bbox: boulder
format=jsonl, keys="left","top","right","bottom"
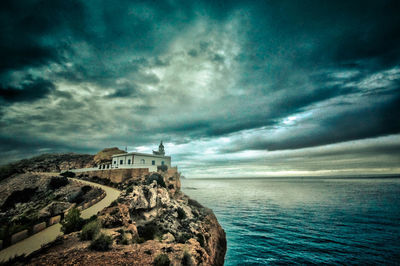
{"left": 162, "top": 233, "right": 175, "bottom": 243}
{"left": 39, "top": 201, "right": 71, "bottom": 218}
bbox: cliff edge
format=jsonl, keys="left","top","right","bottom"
{"left": 3, "top": 154, "right": 226, "bottom": 265}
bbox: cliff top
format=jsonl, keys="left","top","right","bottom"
{"left": 93, "top": 147, "right": 126, "bottom": 165}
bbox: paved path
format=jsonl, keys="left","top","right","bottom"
{"left": 0, "top": 178, "right": 121, "bottom": 262}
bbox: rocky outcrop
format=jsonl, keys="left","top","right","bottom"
{"left": 93, "top": 147, "right": 126, "bottom": 165}
{"left": 22, "top": 169, "right": 226, "bottom": 265}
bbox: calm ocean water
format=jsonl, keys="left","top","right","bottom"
{"left": 181, "top": 177, "right": 400, "bottom": 265}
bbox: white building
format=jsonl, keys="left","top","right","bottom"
{"left": 98, "top": 141, "right": 171, "bottom": 172}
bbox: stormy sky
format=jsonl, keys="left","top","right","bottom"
{"left": 1, "top": 0, "right": 400, "bottom": 177}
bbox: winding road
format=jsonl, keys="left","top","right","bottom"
{"left": 0, "top": 177, "right": 121, "bottom": 262}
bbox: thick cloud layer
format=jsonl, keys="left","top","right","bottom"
{"left": 1, "top": 0, "right": 399, "bottom": 177}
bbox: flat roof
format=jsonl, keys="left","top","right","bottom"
{"left": 112, "top": 152, "right": 171, "bottom": 158}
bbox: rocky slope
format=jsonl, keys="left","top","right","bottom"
{"left": 0, "top": 148, "right": 125, "bottom": 182}
{"left": 0, "top": 172, "right": 103, "bottom": 249}
{"left": 0, "top": 153, "right": 94, "bottom": 182}
{"left": 93, "top": 147, "right": 126, "bottom": 165}
{"left": 20, "top": 171, "right": 226, "bottom": 265}
{"left": 1, "top": 152, "right": 227, "bottom": 265}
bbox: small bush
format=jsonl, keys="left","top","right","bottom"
{"left": 90, "top": 233, "right": 112, "bottom": 251}
{"left": 177, "top": 207, "right": 186, "bottom": 220}
{"left": 176, "top": 232, "right": 191, "bottom": 244}
{"left": 153, "top": 253, "right": 170, "bottom": 266}
{"left": 157, "top": 165, "right": 168, "bottom": 172}
{"left": 121, "top": 234, "right": 129, "bottom": 245}
{"left": 146, "top": 174, "right": 166, "bottom": 188}
{"left": 181, "top": 251, "right": 193, "bottom": 266}
{"left": 61, "top": 208, "right": 85, "bottom": 234}
{"left": 126, "top": 186, "right": 133, "bottom": 193}
{"left": 48, "top": 176, "right": 69, "bottom": 190}
{"left": 60, "top": 171, "right": 76, "bottom": 178}
{"left": 109, "top": 200, "right": 118, "bottom": 207}
{"left": 81, "top": 185, "right": 92, "bottom": 193}
{"left": 137, "top": 222, "right": 160, "bottom": 241}
{"left": 80, "top": 220, "right": 101, "bottom": 241}
{"left": 68, "top": 190, "right": 84, "bottom": 204}
{"left": 1, "top": 187, "right": 38, "bottom": 211}
{"left": 88, "top": 215, "right": 98, "bottom": 222}
{"left": 133, "top": 236, "right": 145, "bottom": 244}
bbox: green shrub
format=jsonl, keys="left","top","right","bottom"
{"left": 121, "top": 234, "right": 129, "bottom": 245}
{"left": 1, "top": 187, "right": 38, "bottom": 211}
{"left": 153, "top": 253, "right": 170, "bottom": 266}
{"left": 68, "top": 190, "right": 84, "bottom": 204}
{"left": 60, "top": 171, "right": 76, "bottom": 178}
{"left": 146, "top": 174, "right": 166, "bottom": 188}
{"left": 137, "top": 222, "right": 160, "bottom": 241}
{"left": 81, "top": 185, "right": 92, "bottom": 193}
{"left": 48, "top": 176, "right": 69, "bottom": 190}
{"left": 89, "top": 233, "right": 112, "bottom": 251}
{"left": 177, "top": 207, "right": 186, "bottom": 220}
{"left": 88, "top": 215, "right": 98, "bottom": 222}
{"left": 80, "top": 220, "right": 101, "bottom": 241}
{"left": 157, "top": 165, "right": 168, "bottom": 172}
{"left": 126, "top": 186, "right": 133, "bottom": 193}
{"left": 181, "top": 251, "right": 193, "bottom": 266}
{"left": 61, "top": 208, "right": 84, "bottom": 234}
{"left": 133, "top": 236, "right": 145, "bottom": 244}
{"left": 176, "top": 232, "right": 191, "bottom": 244}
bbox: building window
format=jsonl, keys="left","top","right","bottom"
{"left": 161, "top": 161, "right": 165, "bottom": 165}
{"left": 98, "top": 165, "right": 101, "bottom": 169}
{"left": 103, "top": 165, "right": 106, "bottom": 169}
{"left": 114, "top": 161, "right": 116, "bottom": 164}
{"left": 140, "top": 159, "right": 145, "bottom": 164}
{"left": 107, "top": 165, "right": 109, "bottom": 169}
{"left": 120, "top": 160, "right": 123, "bottom": 165}
{"left": 152, "top": 160, "right": 155, "bottom": 165}
{"left": 128, "top": 159, "right": 131, "bottom": 164}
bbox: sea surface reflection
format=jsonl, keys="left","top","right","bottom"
{"left": 182, "top": 177, "right": 400, "bottom": 265}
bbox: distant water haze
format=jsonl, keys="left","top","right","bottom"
{"left": 182, "top": 177, "right": 400, "bottom": 265}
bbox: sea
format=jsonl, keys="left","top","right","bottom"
{"left": 181, "top": 177, "right": 400, "bottom": 265}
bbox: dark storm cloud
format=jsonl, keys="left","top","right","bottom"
{"left": 0, "top": 0, "right": 399, "bottom": 176}
{"left": 0, "top": 0, "right": 85, "bottom": 73}
{"left": 0, "top": 77, "right": 55, "bottom": 103}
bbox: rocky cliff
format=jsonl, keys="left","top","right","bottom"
{"left": 4, "top": 153, "right": 227, "bottom": 265}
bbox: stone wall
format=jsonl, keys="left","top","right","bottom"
{"left": 80, "top": 168, "right": 149, "bottom": 183}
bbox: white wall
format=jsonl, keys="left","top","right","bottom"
{"left": 132, "top": 154, "right": 171, "bottom": 167}
{"left": 111, "top": 153, "right": 171, "bottom": 169}
{"left": 112, "top": 155, "right": 134, "bottom": 168}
